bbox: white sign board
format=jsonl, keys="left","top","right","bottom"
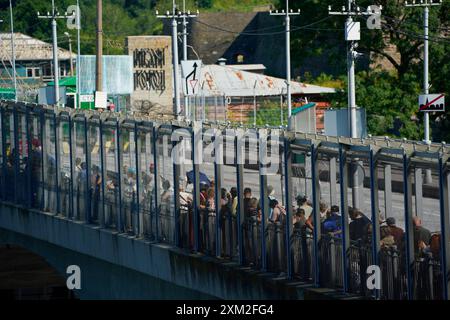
{"left": 181, "top": 60, "right": 202, "bottom": 96}
{"left": 345, "top": 21, "right": 360, "bottom": 41}
{"left": 95, "top": 91, "right": 108, "bottom": 109}
{"left": 419, "top": 94, "right": 445, "bottom": 112}
{"left": 80, "top": 94, "right": 95, "bottom": 103}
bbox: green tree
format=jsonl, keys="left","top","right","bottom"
{"left": 277, "top": 0, "right": 449, "bottom": 140}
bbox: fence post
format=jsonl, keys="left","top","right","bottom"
{"left": 403, "top": 152, "right": 414, "bottom": 300}
{"left": 12, "top": 106, "right": 19, "bottom": 204}
{"left": 99, "top": 118, "right": 106, "bottom": 228}
{"left": 258, "top": 129, "right": 268, "bottom": 272}
{"left": 311, "top": 143, "right": 321, "bottom": 287}
{"left": 439, "top": 155, "right": 450, "bottom": 300}
{"left": 134, "top": 121, "right": 142, "bottom": 237}
{"left": 115, "top": 119, "right": 123, "bottom": 233}
{"left": 284, "top": 136, "right": 293, "bottom": 279}
{"left": 83, "top": 116, "right": 91, "bottom": 223}
{"left": 172, "top": 126, "right": 181, "bottom": 247}
{"left": 214, "top": 129, "right": 223, "bottom": 257}
{"left": 191, "top": 123, "right": 201, "bottom": 252}
{"left": 369, "top": 147, "right": 381, "bottom": 299}
{"left": 339, "top": 144, "right": 350, "bottom": 293}
{"left": 39, "top": 109, "right": 46, "bottom": 211}
{"left": 0, "top": 107, "right": 6, "bottom": 201}
{"left": 25, "top": 107, "right": 33, "bottom": 208}
{"left": 68, "top": 114, "right": 76, "bottom": 220}
{"left": 54, "top": 112, "right": 61, "bottom": 215}
{"left": 152, "top": 125, "right": 159, "bottom": 241}
{"left": 235, "top": 129, "right": 245, "bottom": 265}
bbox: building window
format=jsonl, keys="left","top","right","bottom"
{"left": 236, "top": 54, "right": 244, "bottom": 64}
{"left": 26, "top": 67, "right": 42, "bottom": 78}
{"left": 43, "top": 64, "right": 52, "bottom": 77}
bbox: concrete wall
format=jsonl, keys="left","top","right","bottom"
{"left": 0, "top": 203, "right": 308, "bottom": 300}
{"left": 126, "top": 36, "right": 174, "bottom": 121}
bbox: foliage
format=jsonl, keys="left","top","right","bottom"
{"left": 0, "top": 0, "right": 448, "bottom": 140}
{"left": 278, "top": 0, "right": 450, "bottom": 140}
{"left": 0, "top": 0, "right": 274, "bottom": 55}
{"left": 197, "top": 0, "right": 213, "bottom": 9}
{"left": 329, "top": 70, "right": 423, "bottom": 139}
{"left": 255, "top": 100, "right": 286, "bottom": 127}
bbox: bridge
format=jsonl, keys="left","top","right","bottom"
{"left": 0, "top": 100, "right": 449, "bottom": 300}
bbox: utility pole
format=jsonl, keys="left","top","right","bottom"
{"left": 9, "top": 0, "right": 17, "bottom": 102}
{"left": 64, "top": 32, "right": 74, "bottom": 75}
{"left": 270, "top": 1, "right": 300, "bottom": 128}
{"left": 157, "top": 1, "right": 198, "bottom": 119}
{"left": 181, "top": 0, "right": 199, "bottom": 120}
{"left": 328, "top": 1, "right": 382, "bottom": 209}
{"left": 405, "top": 0, "right": 442, "bottom": 144}
{"left": 328, "top": 1, "right": 380, "bottom": 138}
{"left": 38, "top": 1, "right": 72, "bottom": 106}
{"left": 405, "top": 0, "right": 441, "bottom": 184}
{"left": 96, "top": 0, "right": 103, "bottom": 92}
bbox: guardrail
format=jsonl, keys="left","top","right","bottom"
{"left": 0, "top": 100, "right": 449, "bottom": 300}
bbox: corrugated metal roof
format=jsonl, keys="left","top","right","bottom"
{"left": 181, "top": 64, "right": 336, "bottom": 97}
{"left": 0, "top": 33, "right": 76, "bottom": 61}
{"left": 226, "top": 64, "right": 267, "bottom": 71}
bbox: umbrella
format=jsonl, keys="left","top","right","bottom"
{"left": 186, "top": 170, "right": 211, "bottom": 187}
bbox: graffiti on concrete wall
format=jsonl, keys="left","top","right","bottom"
{"left": 132, "top": 99, "right": 158, "bottom": 114}
{"left": 134, "top": 70, "right": 166, "bottom": 93}
{"left": 133, "top": 47, "right": 167, "bottom": 93}
{"left": 133, "top": 48, "right": 166, "bottom": 69}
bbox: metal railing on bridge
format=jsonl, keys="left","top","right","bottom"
{"left": 0, "top": 100, "right": 449, "bottom": 300}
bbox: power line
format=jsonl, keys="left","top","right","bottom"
{"left": 193, "top": 15, "right": 334, "bottom": 36}
{"left": 380, "top": 20, "right": 450, "bottom": 44}
{"left": 382, "top": 15, "right": 450, "bottom": 42}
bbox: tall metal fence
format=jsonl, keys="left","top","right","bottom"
{"left": 0, "top": 100, "right": 449, "bottom": 300}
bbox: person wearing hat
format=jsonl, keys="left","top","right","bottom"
{"left": 386, "top": 217, "right": 404, "bottom": 247}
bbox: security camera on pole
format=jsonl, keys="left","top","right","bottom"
{"left": 328, "top": 1, "right": 382, "bottom": 210}
{"left": 156, "top": 1, "right": 199, "bottom": 120}
{"left": 270, "top": 1, "right": 300, "bottom": 130}
{"left": 38, "top": 0, "right": 75, "bottom": 107}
